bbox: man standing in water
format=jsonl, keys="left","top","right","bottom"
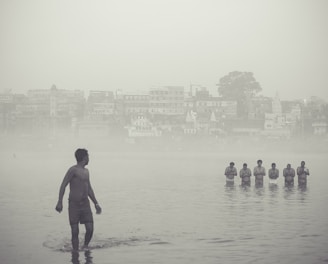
{"left": 55, "top": 148, "right": 102, "bottom": 251}
{"left": 297, "top": 161, "right": 309, "bottom": 187}
{"left": 283, "top": 164, "right": 295, "bottom": 187}
{"left": 239, "top": 163, "right": 252, "bottom": 186}
{"left": 253, "top": 160, "right": 266, "bottom": 187}
{"left": 224, "top": 162, "right": 237, "bottom": 186}
{"left": 268, "top": 163, "right": 279, "bottom": 184}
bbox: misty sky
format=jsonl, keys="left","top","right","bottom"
{"left": 1, "top": 0, "right": 327, "bottom": 100}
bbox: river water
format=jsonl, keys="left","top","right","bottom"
{"left": 0, "top": 149, "right": 327, "bottom": 264}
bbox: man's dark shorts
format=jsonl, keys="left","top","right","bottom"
{"left": 68, "top": 199, "right": 93, "bottom": 225}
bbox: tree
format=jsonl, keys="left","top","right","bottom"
{"left": 217, "top": 71, "right": 262, "bottom": 118}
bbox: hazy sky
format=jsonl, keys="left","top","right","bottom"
{"left": 1, "top": 0, "right": 327, "bottom": 100}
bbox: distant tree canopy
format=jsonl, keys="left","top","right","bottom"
{"left": 217, "top": 71, "right": 262, "bottom": 99}
{"left": 217, "top": 71, "right": 262, "bottom": 118}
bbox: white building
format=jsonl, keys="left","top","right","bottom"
{"left": 149, "top": 86, "right": 184, "bottom": 115}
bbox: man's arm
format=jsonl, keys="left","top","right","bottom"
{"left": 88, "top": 179, "right": 102, "bottom": 214}
{"left": 55, "top": 167, "right": 74, "bottom": 212}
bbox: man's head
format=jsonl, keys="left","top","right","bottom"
{"left": 243, "top": 163, "right": 247, "bottom": 169}
{"left": 271, "top": 163, "right": 276, "bottom": 169}
{"left": 287, "top": 164, "right": 291, "bottom": 169}
{"left": 229, "top": 162, "right": 235, "bottom": 167}
{"left": 75, "top": 148, "right": 89, "bottom": 165}
{"left": 257, "top": 160, "right": 262, "bottom": 166}
{"left": 301, "top": 161, "right": 305, "bottom": 167}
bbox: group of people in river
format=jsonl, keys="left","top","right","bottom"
{"left": 224, "top": 160, "right": 310, "bottom": 188}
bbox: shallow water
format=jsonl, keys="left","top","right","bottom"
{"left": 0, "top": 150, "right": 327, "bottom": 264}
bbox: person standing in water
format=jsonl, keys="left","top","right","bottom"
{"left": 224, "top": 162, "right": 237, "bottom": 186}
{"left": 268, "top": 163, "right": 279, "bottom": 184}
{"left": 297, "top": 161, "right": 310, "bottom": 187}
{"left": 55, "top": 148, "right": 102, "bottom": 251}
{"left": 239, "top": 163, "right": 252, "bottom": 187}
{"left": 283, "top": 164, "right": 295, "bottom": 187}
{"left": 253, "top": 160, "right": 266, "bottom": 187}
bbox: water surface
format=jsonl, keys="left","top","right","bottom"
{"left": 0, "top": 150, "right": 327, "bottom": 264}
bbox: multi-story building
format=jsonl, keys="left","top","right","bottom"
{"left": 194, "top": 97, "right": 237, "bottom": 119}
{"left": 26, "top": 86, "right": 85, "bottom": 118}
{"left": 87, "top": 90, "right": 115, "bottom": 118}
{"left": 0, "top": 92, "right": 15, "bottom": 132}
{"left": 264, "top": 94, "right": 284, "bottom": 130}
{"left": 123, "top": 93, "right": 150, "bottom": 116}
{"left": 248, "top": 96, "right": 272, "bottom": 119}
{"left": 56, "top": 89, "right": 85, "bottom": 118}
{"left": 184, "top": 96, "right": 195, "bottom": 110}
{"left": 182, "top": 87, "right": 237, "bottom": 135}
{"left": 26, "top": 89, "right": 51, "bottom": 117}
{"left": 262, "top": 94, "right": 292, "bottom": 139}
{"left": 14, "top": 86, "right": 85, "bottom": 133}
{"left": 149, "top": 86, "right": 184, "bottom": 115}
{"left": 187, "top": 87, "right": 237, "bottom": 118}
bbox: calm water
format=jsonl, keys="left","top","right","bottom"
{"left": 0, "top": 150, "right": 327, "bottom": 264}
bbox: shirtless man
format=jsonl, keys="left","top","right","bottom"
{"left": 55, "top": 148, "right": 102, "bottom": 251}
{"left": 239, "top": 163, "right": 252, "bottom": 186}
{"left": 224, "top": 162, "right": 237, "bottom": 186}
{"left": 297, "top": 161, "right": 310, "bottom": 187}
{"left": 268, "top": 163, "right": 279, "bottom": 184}
{"left": 253, "top": 160, "right": 266, "bottom": 187}
{"left": 283, "top": 164, "right": 295, "bottom": 187}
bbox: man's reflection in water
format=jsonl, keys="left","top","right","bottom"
{"left": 224, "top": 183, "right": 236, "bottom": 190}
{"left": 224, "top": 183, "right": 236, "bottom": 199}
{"left": 283, "top": 183, "right": 308, "bottom": 197}
{"left": 71, "top": 251, "right": 80, "bottom": 264}
{"left": 240, "top": 183, "right": 251, "bottom": 192}
{"left": 269, "top": 183, "right": 279, "bottom": 198}
{"left": 254, "top": 185, "right": 265, "bottom": 197}
{"left": 71, "top": 250, "right": 93, "bottom": 264}
{"left": 283, "top": 185, "right": 295, "bottom": 199}
{"left": 298, "top": 184, "right": 308, "bottom": 193}
{"left": 298, "top": 184, "right": 309, "bottom": 203}
{"left": 84, "top": 250, "right": 93, "bottom": 264}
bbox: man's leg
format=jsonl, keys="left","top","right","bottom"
{"left": 70, "top": 224, "right": 79, "bottom": 251}
{"left": 84, "top": 222, "right": 94, "bottom": 248}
